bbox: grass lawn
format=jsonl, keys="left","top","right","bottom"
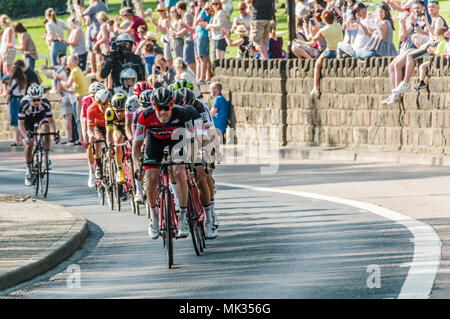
{"left": 7, "top": 0, "right": 450, "bottom": 86}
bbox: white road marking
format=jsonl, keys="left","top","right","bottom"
{"left": 217, "top": 182, "right": 442, "bottom": 299}
{"left": 0, "top": 167, "right": 442, "bottom": 298}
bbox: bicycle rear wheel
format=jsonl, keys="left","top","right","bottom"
{"left": 40, "top": 151, "right": 49, "bottom": 198}
{"left": 163, "top": 189, "right": 174, "bottom": 268}
{"left": 125, "top": 159, "right": 137, "bottom": 215}
{"left": 97, "top": 184, "right": 105, "bottom": 206}
{"left": 187, "top": 193, "right": 201, "bottom": 256}
{"left": 104, "top": 157, "right": 114, "bottom": 211}
{"left": 112, "top": 161, "right": 121, "bottom": 212}
{"left": 32, "top": 151, "right": 40, "bottom": 197}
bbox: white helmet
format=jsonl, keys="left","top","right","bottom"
{"left": 94, "top": 89, "right": 112, "bottom": 104}
{"left": 89, "top": 81, "right": 105, "bottom": 94}
{"left": 120, "top": 68, "right": 138, "bottom": 89}
{"left": 27, "top": 83, "right": 44, "bottom": 99}
{"left": 117, "top": 33, "right": 134, "bottom": 43}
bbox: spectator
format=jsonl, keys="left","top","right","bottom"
{"left": 300, "top": 10, "right": 343, "bottom": 96}
{"left": 422, "top": 0, "right": 447, "bottom": 40}
{"left": 44, "top": 8, "right": 70, "bottom": 67}
{"left": 149, "top": 4, "right": 172, "bottom": 67}
{"left": 268, "top": 22, "right": 285, "bottom": 58}
{"left": 295, "top": 0, "right": 312, "bottom": 18}
{"left": 250, "top": 0, "right": 275, "bottom": 60}
{"left": 135, "top": 24, "right": 148, "bottom": 47}
{"left": 390, "top": 26, "right": 447, "bottom": 94}
{"left": 151, "top": 54, "right": 175, "bottom": 88}
{"left": 341, "top": 0, "right": 358, "bottom": 44}
{"left": 209, "top": 82, "right": 230, "bottom": 136}
{"left": 168, "top": 6, "right": 185, "bottom": 60}
{"left": 82, "top": 0, "right": 108, "bottom": 73}
{"left": 222, "top": 0, "right": 234, "bottom": 18}
{"left": 195, "top": 2, "right": 213, "bottom": 84}
{"left": 222, "top": 25, "right": 251, "bottom": 58}
{"left": 41, "top": 55, "right": 76, "bottom": 145}
{"left": 176, "top": 1, "right": 196, "bottom": 75}
{"left": 14, "top": 60, "right": 39, "bottom": 91}
{"left": 357, "top": 3, "right": 396, "bottom": 61}
{"left": 0, "top": 15, "right": 16, "bottom": 76}
{"left": 115, "top": 7, "right": 148, "bottom": 44}
{"left": 55, "top": 54, "right": 89, "bottom": 145}
{"left": 65, "top": 16, "right": 88, "bottom": 71}
{"left": 291, "top": 16, "right": 320, "bottom": 58}
{"left": 384, "top": 1, "right": 427, "bottom": 105}
{"left": 13, "top": 23, "right": 38, "bottom": 71}
{"left": 207, "top": 0, "right": 230, "bottom": 60}
{"left": 93, "top": 11, "right": 111, "bottom": 64}
{"left": 173, "top": 57, "right": 201, "bottom": 97}
{"left": 231, "top": 2, "right": 251, "bottom": 33}
{"left": 336, "top": 2, "right": 374, "bottom": 59}
{"left": 165, "top": 0, "right": 180, "bottom": 10}
{"left": 6, "top": 65, "right": 27, "bottom": 147}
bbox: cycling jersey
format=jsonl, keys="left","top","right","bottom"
{"left": 135, "top": 105, "right": 200, "bottom": 168}
{"left": 87, "top": 102, "right": 106, "bottom": 135}
{"left": 81, "top": 95, "right": 94, "bottom": 120}
{"left": 125, "top": 95, "right": 140, "bottom": 119}
{"left": 105, "top": 106, "right": 126, "bottom": 136}
{"left": 19, "top": 96, "right": 53, "bottom": 132}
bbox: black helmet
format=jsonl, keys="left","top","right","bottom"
{"left": 151, "top": 87, "right": 174, "bottom": 109}
{"left": 173, "top": 90, "right": 186, "bottom": 106}
{"left": 139, "top": 89, "right": 153, "bottom": 108}
{"left": 111, "top": 92, "right": 127, "bottom": 110}
{"left": 179, "top": 88, "right": 195, "bottom": 106}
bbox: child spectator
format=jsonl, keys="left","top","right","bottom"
{"left": 268, "top": 22, "right": 285, "bottom": 59}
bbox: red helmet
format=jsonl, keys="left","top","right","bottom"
{"left": 133, "top": 81, "right": 152, "bottom": 98}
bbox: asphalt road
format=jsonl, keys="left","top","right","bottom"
{"left": 0, "top": 152, "right": 441, "bottom": 299}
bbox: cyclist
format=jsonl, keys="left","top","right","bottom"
{"left": 174, "top": 88, "right": 217, "bottom": 239}
{"left": 18, "top": 84, "right": 60, "bottom": 186}
{"left": 87, "top": 89, "right": 112, "bottom": 179}
{"left": 105, "top": 93, "right": 127, "bottom": 185}
{"left": 114, "top": 68, "right": 138, "bottom": 96}
{"left": 132, "top": 87, "right": 200, "bottom": 240}
{"left": 82, "top": 81, "right": 105, "bottom": 188}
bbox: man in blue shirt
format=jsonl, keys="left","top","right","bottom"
{"left": 209, "top": 82, "right": 229, "bottom": 135}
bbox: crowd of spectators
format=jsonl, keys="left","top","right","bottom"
{"left": 1, "top": 0, "right": 450, "bottom": 145}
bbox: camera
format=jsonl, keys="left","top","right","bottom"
{"left": 109, "top": 39, "right": 120, "bottom": 57}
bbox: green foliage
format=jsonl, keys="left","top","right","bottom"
{"left": 0, "top": 0, "right": 67, "bottom": 19}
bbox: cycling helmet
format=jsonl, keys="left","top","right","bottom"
{"left": 150, "top": 87, "right": 174, "bottom": 109}
{"left": 88, "top": 81, "right": 105, "bottom": 94}
{"left": 27, "top": 83, "right": 44, "bottom": 99}
{"left": 111, "top": 92, "right": 127, "bottom": 110}
{"left": 120, "top": 68, "right": 138, "bottom": 89}
{"left": 116, "top": 33, "right": 134, "bottom": 54}
{"left": 94, "top": 89, "right": 112, "bottom": 104}
{"left": 133, "top": 81, "right": 152, "bottom": 98}
{"left": 139, "top": 89, "right": 153, "bottom": 108}
{"left": 179, "top": 88, "right": 196, "bottom": 106}
{"left": 173, "top": 90, "right": 186, "bottom": 106}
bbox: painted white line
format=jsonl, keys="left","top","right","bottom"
{"left": 217, "top": 182, "right": 442, "bottom": 299}
{"left": 0, "top": 167, "right": 442, "bottom": 298}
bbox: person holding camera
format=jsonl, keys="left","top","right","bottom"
{"left": 99, "top": 33, "right": 146, "bottom": 89}
{"left": 151, "top": 54, "right": 175, "bottom": 88}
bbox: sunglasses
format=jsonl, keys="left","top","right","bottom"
{"left": 32, "top": 98, "right": 41, "bottom": 102}
{"left": 239, "top": 7, "right": 245, "bottom": 10}
{"left": 99, "top": 102, "right": 109, "bottom": 107}
{"left": 155, "top": 104, "right": 172, "bottom": 112}
{"left": 212, "top": 3, "right": 220, "bottom": 5}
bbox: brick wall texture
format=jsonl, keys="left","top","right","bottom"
{"left": 212, "top": 56, "right": 450, "bottom": 155}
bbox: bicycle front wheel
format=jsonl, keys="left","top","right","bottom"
{"left": 163, "top": 189, "right": 174, "bottom": 268}
{"left": 187, "top": 193, "right": 201, "bottom": 256}
{"left": 32, "top": 151, "right": 40, "bottom": 197}
{"left": 104, "top": 157, "right": 114, "bottom": 211}
{"left": 40, "top": 151, "right": 49, "bottom": 198}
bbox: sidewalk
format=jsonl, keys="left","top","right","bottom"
{"left": 0, "top": 194, "right": 88, "bottom": 292}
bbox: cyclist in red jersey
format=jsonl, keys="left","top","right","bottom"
{"left": 82, "top": 82, "right": 105, "bottom": 187}
{"left": 87, "top": 89, "right": 112, "bottom": 179}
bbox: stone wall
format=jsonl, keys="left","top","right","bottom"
{"left": 212, "top": 56, "right": 450, "bottom": 155}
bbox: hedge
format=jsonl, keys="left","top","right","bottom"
{"left": 0, "top": 0, "right": 67, "bottom": 19}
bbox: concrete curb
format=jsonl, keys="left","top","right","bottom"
{"left": 0, "top": 201, "right": 89, "bottom": 291}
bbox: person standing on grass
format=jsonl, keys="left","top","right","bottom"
{"left": 65, "top": 16, "right": 88, "bottom": 71}
{"left": 249, "top": 0, "right": 275, "bottom": 60}
{"left": 6, "top": 66, "right": 27, "bottom": 147}
{"left": 82, "top": 0, "right": 108, "bottom": 73}
{"left": 194, "top": 2, "right": 213, "bottom": 84}
{"left": 44, "top": 8, "right": 70, "bottom": 67}
{"left": 207, "top": 0, "right": 230, "bottom": 60}
{"left": 176, "top": 1, "right": 196, "bottom": 74}
{"left": 13, "top": 23, "right": 38, "bottom": 71}
{"left": 0, "top": 15, "right": 16, "bottom": 77}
